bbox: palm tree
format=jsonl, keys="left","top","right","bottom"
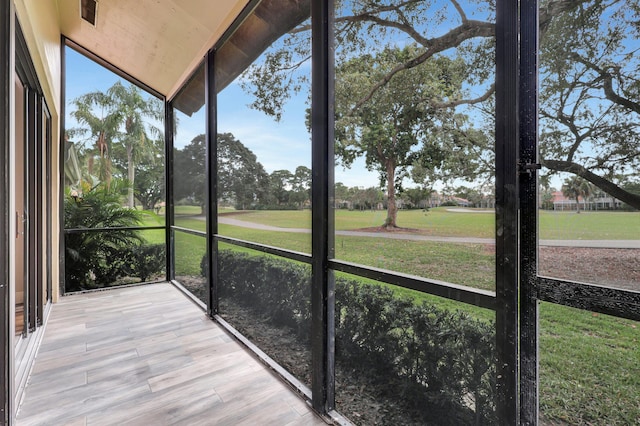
{"left": 562, "top": 176, "right": 593, "bottom": 213}
{"left": 71, "top": 90, "right": 121, "bottom": 186}
{"left": 108, "top": 82, "right": 163, "bottom": 208}
{"left": 71, "top": 82, "right": 163, "bottom": 207}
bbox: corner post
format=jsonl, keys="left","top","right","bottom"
{"left": 311, "top": 0, "right": 335, "bottom": 414}
{"left": 205, "top": 49, "right": 218, "bottom": 316}
{"left": 495, "top": 0, "right": 520, "bottom": 422}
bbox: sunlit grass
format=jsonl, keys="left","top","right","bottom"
{"left": 216, "top": 207, "right": 639, "bottom": 240}
{"left": 539, "top": 210, "right": 640, "bottom": 240}
{"left": 157, "top": 209, "right": 638, "bottom": 424}
{"left": 539, "top": 304, "right": 640, "bottom": 425}
{"left": 174, "top": 230, "right": 206, "bottom": 276}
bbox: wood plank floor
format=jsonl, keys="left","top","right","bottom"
{"left": 17, "top": 283, "right": 326, "bottom": 426}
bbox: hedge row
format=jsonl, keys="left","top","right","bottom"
{"left": 66, "top": 242, "right": 165, "bottom": 292}
{"left": 214, "top": 250, "right": 496, "bottom": 425}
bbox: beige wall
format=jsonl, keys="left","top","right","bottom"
{"left": 14, "top": 0, "right": 62, "bottom": 302}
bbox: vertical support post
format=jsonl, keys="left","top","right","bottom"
{"left": 0, "top": 1, "right": 13, "bottom": 423}
{"left": 26, "top": 88, "right": 36, "bottom": 332}
{"left": 44, "top": 106, "right": 52, "bottom": 305}
{"left": 495, "top": 0, "right": 520, "bottom": 422}
{"left": 59, "top": 38, "right": 66, "bottom": 297}
{"left": 205, "top": 50, "right": 218, "bottom": 316}
{"left": 35, "top": 97, "right": 44, "bottom": 326}
{"left": 311, "top": 0, "right": 335, "bottom": 414}
{"left": 519, "top": 0, "right": 539, "bottom": 423}
{"left": 164, "top": 99, "right": 174, "bottom": 283}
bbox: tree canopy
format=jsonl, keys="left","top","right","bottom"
{"left": 217, "top": 132, "right": 270, "bottom": 210}
{"left": 69, "top": 81, "right": 163, "bottom": 207}
{"left": 240, "top": 0, "right": 640, "bottom": 219}
{"left": 539, "top": 0, "right": 640, "bottom": 208}
{"left": 336, "top": 45, "right": 469, "bottom": 227}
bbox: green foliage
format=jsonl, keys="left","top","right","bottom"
{"left": 336, "top": 46, "right": 472, "bottom": 227}
{"left": 217, "top": 132, "right": 270, "bottom": 209}
{"left": 539, "top": 0, "right": 640, "bottom": 208}
{"left": 173, "top": 134, "right": 206, "bottom": 212}
{"left": 211, "top": 249, "right": 496, "bottom": 424}
{"left": 121, "top": 244, "right": 166, "bottom": 282}
{"left": 64, "top": 180, "right": 164, "bottom": 291}
{"left": 133, "top": 137, "right": 165, "bottom": 211}
{"left": 70, "top": 81, "right": 163, "bottom": 205}
{"left": 336, "top": 281, "right": 496, "bottom": 424}
{"left": 561, "top": 176, "right": 594, "bottom": 213}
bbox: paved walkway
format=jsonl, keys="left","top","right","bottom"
{"left": 218, "top": 217, "right": 640, "bottom": 249}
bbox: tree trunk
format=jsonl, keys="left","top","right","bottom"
{"left": 543, "top": 159, "right": 640, "bottom": 210}
{"left": 127, "top": 146, "right": 135, "bottom": 209}
{"left": 385, "top": 160, "right": 398, "bottom": 228}
{"left": 574, "top": 197, "right": 581, "bottom": 213}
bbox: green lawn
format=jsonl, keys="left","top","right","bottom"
{"left": 146, "top": 208, "right": 639, "bottom": 295}
{"left": 139, "top": 208, "right": 638, "bottom": 424}
{"left": 219, "top": 207, "right": 639, "bottom": 240}
{"left": 174, "top": 205, "right": 204, "bottom": 216}
{"left": 539, "top": 304, "right": 640, "bottom": 425}
{"left": 539, "top": 210, "right": 640, "bottom": 240}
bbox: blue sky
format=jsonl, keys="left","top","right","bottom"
{"left": 66, "top": 46, "right": 381, "bottom": 188}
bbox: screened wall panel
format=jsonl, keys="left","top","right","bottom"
{"left": 217, "top": 244, "right": 312, "bottom": 389}
{"left": 174, "top": 230, "right": 207, "bottom": 304}
{"left": 539, "top": 302, "right": 640, "bottom": 424}
{"left": 215, "top": 3, "right": 312, "bottom": 254}
{"left": 331, "top": 0, "right": 497, "bottom": 293}
{"left": 172, "top": 64, "right": 207, "bottom": 232}
{"left": 537, "top": 0, "right": 640, "bottom": 291}
{"left": 63, "top": 45, "right": 166, "bottom": 292}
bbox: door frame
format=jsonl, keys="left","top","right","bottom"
{"left": 0, "top": 0, "right": 13, "bottom": 424}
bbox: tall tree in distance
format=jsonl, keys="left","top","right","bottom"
{"left": 108, "top": 82, "right": 163, "bottom": 208}
{"left": 70, "top": 81, "right": 163, "bottom": 206}
{"left": 173, "top": 134, "right": 206, "bottom": 213}
{"left": 291, "top": 166, "right": 312, "bottom": 207}
{"left": 134, "top": 137, "right": 165, "bottom": 211}
{"left": 217, "top": 132, "right": 270, "bottom": 210}
{"left": 70, "top": 90, "right": 121, "bottom": 186}
{"left": 562, "top": 176, "right": 594, "bottom": 213}
{"left": 336, "top": 46, "right": 467, "bottom": 228}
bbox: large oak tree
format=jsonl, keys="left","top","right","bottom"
{"left": 335, "top": 46, "right": 466, "bottom": 227}
{"left": 241, "top": 0, "right": 640, "bottom": 212}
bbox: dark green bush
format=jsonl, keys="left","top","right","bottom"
{"left": 210, "top": 249, "right": 496, "bottom": 424}
{"left": 65, "top": 181, "right": 165, "bottom": 291}
{"left": 118, "top": 244, "right": 166, "bottom": 282}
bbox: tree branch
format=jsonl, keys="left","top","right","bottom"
{"left": 539, "top": 0, "right": 584, "bottom": 35}
{"left": 430, "top": 83, "right": 495, "bottom": 108}
{"left": 349, "top": 21, "right": 494, "bottom": 115}
{"left": 572, "top": 54, "right": 640, "bottom": 115}
{"left": 542, "top": 158, "right": 640, "bottom": 209}
{"left": 449, "top": 0, "right": 468, "bottom": 23}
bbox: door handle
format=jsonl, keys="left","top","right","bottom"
{"left": 16, "top": 211, "right": 25, "bottom": 237}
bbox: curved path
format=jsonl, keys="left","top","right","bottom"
{"left": 218, "top": 217, "right": 640, "bottom": 249}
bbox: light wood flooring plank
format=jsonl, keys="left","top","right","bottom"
{"left": 16, "top": 283, "right": 326, "bottom": 426}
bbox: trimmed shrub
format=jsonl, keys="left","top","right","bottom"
{"left": 119, "top": 244, "right": 166, "bottom": 282}
{"left": 210, "top": 249, "right": 496, "bottom": 424}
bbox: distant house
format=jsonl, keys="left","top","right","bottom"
{"left": 551, "top": 191, "right": 622, "bottom": 211}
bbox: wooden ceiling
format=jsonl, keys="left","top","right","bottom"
{"left": 174, "top": 0, "right": 311, "bottom": 116}
{"left": 57, "top": 0, "right": 250, "bottom": 98}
